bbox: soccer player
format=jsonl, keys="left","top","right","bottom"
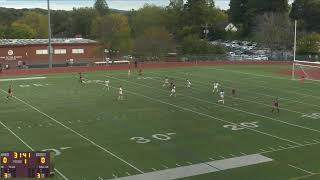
{"left": 139, "top": 68, "right": 143, "bottom": 76}
{"left": 186, "top": 79, "right": 192, "bottom": 88}
{"left": 272, "top": 98, "right": 279, "bottom": 113}
{"left": 6, "top": 84, "right": 12, "bottom": 99}
{"left": 79, "top": 72, "right": 83, "bottom": 83}
{"left": 103, "top": 80, "right": 110, "bottom": 91}
{"left": 170, "top": 85, "right": 176, "bottom": 97}
{"left": 212, "top": 82, "right": 220, "bottom": 94}
{"left": 162, "top": 77, "right": 169, "bottom": 87}
{"left": 128, "top": 69, "right": 131, "bottom": 77}
{"left": 301, "top": 75, "right": 305, "bottom": 84}
{"left": 217, "top": 90, "right": 225, "bottom": 104}
{"left": 118, "top": 86, "right": 123, "bottom": 100}
{"left": 231, "top": 88, "right": 236, "bottom": 97}
{"left": 169, "top": 79, "right": 175, "bottom": 89}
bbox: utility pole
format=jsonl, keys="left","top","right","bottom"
{"left": 47, "top": 0, "right": 53, "bottom": 68}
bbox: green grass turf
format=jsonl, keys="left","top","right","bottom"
{"left": 0, "top": 64, "right": 320, "bottom": 180}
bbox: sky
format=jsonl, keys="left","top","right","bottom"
{"left": 0, "top": 0, "right": 294, "bottom": 11}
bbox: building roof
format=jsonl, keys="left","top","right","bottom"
{"left": 0, "top": 38, "right": 97, "bottom": 46}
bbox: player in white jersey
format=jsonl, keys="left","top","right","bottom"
{"left": 186, "top": 79, "right": 192, "bottom": 88}
{"left": 170, "top": 85, "right": 176, "bottom": 97}
{"left": 103, "top": 80, "right": 110, "bottom": 91}
{"left": 118, "top": 86, "right": 123, "bottom": 100}
{"left": 163, "top": 77, "right": 169, "bottom": 87}
{"left": 212, "top": 82, "right": 220, "bottom": 94}
{"left": 217, "top": 90, "right": 225, "bottom": 104}
{"left": 128, "top": 69, "right": 131, "bottom": 77}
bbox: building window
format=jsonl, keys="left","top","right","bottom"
{"left": 36, "top": 49, "right": 48, "bottom": 55}
{"left": 72, "top": 49, "right": 84, "bottom": 54}
{"left": 54, "top": 49, "right": 66, "bottom": 54}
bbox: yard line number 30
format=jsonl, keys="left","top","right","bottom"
{"left": 130, "top": 133, "right": 176, "bottom": 144}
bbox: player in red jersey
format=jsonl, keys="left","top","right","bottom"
{"left": 272, "top": 98, "right": 279, "bottom": 113}
{"left": 300, "top": 75, "right": 305, "bottom": 84}
{"left": 6, "top": 84, "right": 12, "bottom": 99}
{"left": 79, "top": 72, "right": 83, "bottom": 83}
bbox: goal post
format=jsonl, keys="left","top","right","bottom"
{"left": 292, "top": 60, "right": 320, "bottom": 82}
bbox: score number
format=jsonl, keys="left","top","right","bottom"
{"left": 223, "top": 122, "right": 259, "bottom": 131}
{"left": 130, "top": 133, "right": 176, "bottom": 144}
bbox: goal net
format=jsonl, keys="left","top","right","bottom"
{"left": 293, "top": 60, "right": 320, "bottom": 81}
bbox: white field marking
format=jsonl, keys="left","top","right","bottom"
{"left": 113, "top": 174, "right": 118, "bottom": 178}
{"left": 151, "top": 168, "right": 157, "bottom": 171}
{"left": 240, "top": 152, "right": 246, "bottom": 155}
{"left": 219, "top": 156, "right": 225, "bottom": 159}
{"left": 200, "top": 66, "right": 320, "bottom": 98}
{"left": 312, "top": 139, "right": 320, "bottom": 143}
{"left": 68, "top": 121, "right": 72, "bottom": 124}
{"left": 28, "top": 125, "right": 32, "bottom": 128}
{"left": 209, "top": 157, "right": 215, "bottom": 160}
{"left": 150, "top": 71, "right": 320, "bottom": 109}
{"left": 60, "top": 147, "right": 72, "bottom": 150}
{"left": 260, "top": 149, "right": 266, "bottom": 152}
{"left": 111, "top": 154, "right": 273, "bottom": 180}
{"left": 126, "top": 172, "right": 131, "bottom": 176}
{"left": 176, "top": 164, "right": 181, "bottom": 167}
{"left": 0, "top": 121, "right": 69, "bottom": 180}
{"left": 187, "top": 162, "right": 193, "bottom": 165}
{"left": 149, "top": 71, "right": 307, "bottom": 114}
{"left": 162, "top": 165, "right": 169, "bottom": 169}
{"left": 17, "top": 126, "right": 21, "bottom": 129}
{"left": 230, "top": 154, "right": 236, "bottom": 157}
{"left": 0, "top": 89, "right": 144, "bottom": 174}
{"left": 95, "top": 79, "right": 302, "bottom": 146}
{"left": 279, "top": 146, "right": 286, "bottom": 149}
{"left": 269, "top": 147, "right": 276, "bottom": 151}
{"left": 289, "top": 173, "right": 320, "bottom": 180}
{"left": 288, "top": 164, "right": 315, "bottom": 175}
{"left": 261, "top": 140, "right": 320, "bottom": 154}
{"left": 98, "top": 177, "right": 103, "bottom": 180}
{"left": 105, "top": 75, "right": 320, "bottom": 138}
{"left": 0, "top": 77, "right": 47, "bottom": 82}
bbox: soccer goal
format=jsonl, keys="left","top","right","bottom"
{"left": 292, "top": 60, "right": 320, "bottom": 82}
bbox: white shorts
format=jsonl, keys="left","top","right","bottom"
{"left": 171, "top": 89, "right": 176, "bottom": 93}
{"left": 220, "top": 95, "right": 224, "bottom": 99}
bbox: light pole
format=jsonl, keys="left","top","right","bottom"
{"left": 292, "top": 20, "right": 297, "bottom": 80}
{"left": 47, "top": 0, "right": 53, "bottom": 68}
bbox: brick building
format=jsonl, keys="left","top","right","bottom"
{"left": 0, "top": 38, "right": 99, "bottom": 68}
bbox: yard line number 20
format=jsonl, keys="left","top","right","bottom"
{"left": 223, "top": 122, "right": 259, "bottom": 131}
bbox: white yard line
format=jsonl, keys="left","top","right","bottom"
{"left": 288, "top": 164, "right": 315, "bottom": 175}
{"left": 0, "top": 121, "right": 69, "bottom": 180}
{"left": 0, "top": 89, "right": 144, "bottom": 174}
{"left": 0, "top": 76, "right": 47, "bottom": 82}
{"left": 260, "top": 141, "right": 320, "bottom": 154}
{"left": 106, "top": 75, "right": 320, "bottom": 135}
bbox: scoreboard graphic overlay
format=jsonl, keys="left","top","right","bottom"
{"left": 0, "top": 151, "right": 55, "bottom": 178}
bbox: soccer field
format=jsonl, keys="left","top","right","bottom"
{"left": 1, "top": 64, "right": 320, "bottom": 180}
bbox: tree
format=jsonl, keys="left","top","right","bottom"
{"left": 94, "top": 0, "right": 109, "bottom": 16}
{"left": 229, "top": 0, "right": 248, "bottom": 24}
{"left": 7, "top": 22, "right": 36, "bottom": 39}
{"left": 71, "top": 8, "right": 97, "bottom": 38}
{"left": 180, "top": 34, "right": 225, "bottom": 55}
{"left": 290, "top": 0, "right": 305, "bottom": 20}
{"left": 297, "top": 33, "right": 320, "bottom": 55}
{"left": 165, "top": 0, "right": 184, "bottom": 36}
{"left": 133, "top": 27, "right": 174, "bottom": 57}
{"left": 304, "top": 0, "right": 320, "bottom": 32}
{"left": 92, "top": 13, "right": 132, "bottom": 55}
{"left": 253, "top": 12, "right": 293, "bottom": 51}
{"left": 131, "top": 5, "right": 167, "bottom": 37}
{"left": 14, "top": 11, "right": 48, "bottom": 38}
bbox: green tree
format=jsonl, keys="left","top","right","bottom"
{"left": 304, "top": 0, "right": 320, "bottom": 32}
{"left": 51, "top": 10, "right": 73, "bottom": 38}
{"left": 71, "top": 8, "right": 97, "bottom": 38}
{"left": 7, "top": 22, "right": 36, "bottom": 39}
{"left": 229, "top": 0, "right": 248, "bottom": 24}
{"left": 131, "top": 5, "right": 167, "bottom": 37}
{"left": 15, "top": 11, "right": 48, "bottom": 38}
{"left": 290, "top": 0, "right": 305, "bottom": 20}
{"left": 133, "top": 27, "right": 174, "bottom": 57}
{"left": 92, "top": 13, "right": 132, "bottom": 54}
{"left": 297, "top": 33, "right": 320, "bottom": 55}
{"left": 94, "top": 0, "right": 109, "bottom": 16}
{"left": 180, "top": 34, "right": 225, "bottom": 55}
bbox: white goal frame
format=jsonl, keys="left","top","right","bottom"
{"left": 292, "top": 60, "right": 320, "bottom": 82}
